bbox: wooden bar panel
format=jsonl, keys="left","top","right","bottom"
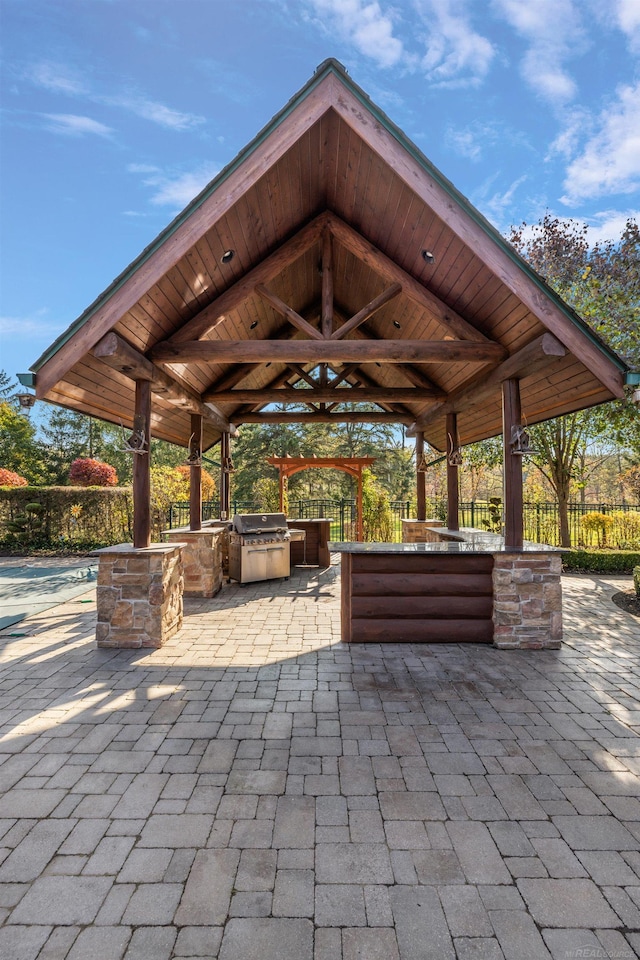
{"left": 350, "top": 554, "right": 493, "bottom": 576}
{"left": 351, "top": 572, "right": 494, "bottom": 597}
{"left": 349, "top": 619, "right": 493, "bottom": 644}
{"left": 352, "top": 596, "right": 493, "bottom": 619}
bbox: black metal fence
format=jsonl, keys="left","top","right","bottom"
{"left": 167, "top": 498, "right": 640, "bottom": 548}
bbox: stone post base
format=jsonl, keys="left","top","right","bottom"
{"left": 165, "top": 529, "right": 223, "bottom": 597}
{"left": 492, "top": 553, "right": 562, "bottom": 649}
{"left": 402, "top": 519, "right": 445, "bottom": 543}
{"left": 95, "top": 544, "right": 184, "bottom": 649}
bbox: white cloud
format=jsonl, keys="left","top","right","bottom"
{"left": 0, "top": 309, "right": 57, "bottom": 340}
{"left": 418, "top": 0, "right": 495, "bottom": 87}
{"left": 545, "top": 108, "right": 591, "bottom": 161}
{"left": 25, "top": 59, "right": 204, "bottom": 132}
{"left": 308, "top": 0, "right": 405, "bottom": 68}
{"left": 26, "top": 61, "right": 87, "bottom": 95}
{"left": 105, "top": 96, "right": 205, "bottom": 131}
{"left": 133, "top": 163, "right": 220, "bottom": 209}
{"left": 583, "top": 209, "right": 640, "bottom": 244}
{"left": 42, "top": 114, "right": 114, "bottom": 138}
{"left": 492, "top": 0, "right": 586, "bottom": 104}
{"left": 481, "top": 174, "right": 528, "bottom": 225}
{"left": 561, "top": 82, "right": 640, "bottom": 203}
{"left": 614, "top": 0, "right": 640, "bottom": 50}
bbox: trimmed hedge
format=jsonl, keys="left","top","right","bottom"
{"left": 0, "top": 486, "right": 134, "bottom": 552}
{"left": 563, "top": 550, "right": 640, "bottom": 574}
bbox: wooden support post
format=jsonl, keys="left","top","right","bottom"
{"left": 133, "top": 380, "right": 151, "bottom": 549}
{"left": 357, "top": 468, "right": 364, "bottom": 543}
{"left": 416, "top": 431, "right": 426, "bottom": 521}
{"left": 502, "top": 378, "right": 524, "bottom": 548}
{"left": 446, "top": 412, "right": 459, "bottom": 531}
{"left": 189, "top": 414, "right": 202, "bottom": 531}
{"left": 220, "top": 431, "right": 231, "bottom": 520}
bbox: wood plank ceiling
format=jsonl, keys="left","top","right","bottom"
{"left": 31, "top": 61, "right": 627, "bottom": 453}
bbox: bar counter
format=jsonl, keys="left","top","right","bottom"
{"left": 330, "top": 529, "right": 563, "bottom": 649}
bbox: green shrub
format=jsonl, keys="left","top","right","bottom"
{"left": 634, "top": 566, "right": 640, "bottom": 597}
{"left": 563, "top": 550, "right": 640, "bottom": 574}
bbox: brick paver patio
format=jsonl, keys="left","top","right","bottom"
{"left": 1, "top": 563, "right": 639, "bottom": 959}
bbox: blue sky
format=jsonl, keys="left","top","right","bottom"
{"left": 1, "top": 0, "right": 639, "bottom": 386}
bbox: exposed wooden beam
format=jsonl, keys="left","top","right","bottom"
{"left": 92, "top": 332, "right": 233, "bottom": 434}
{"left": 235, "top": 411, "right": 412, "bottom": 425}
{"left": 321, "top": 229, "right": 334, "bottom": 338}
{"left": 204, "top": 387, "right": 445, "bottom": 403}
{"left": 325, "top": 212, "right": 491, "bottom": 344}
{"left": 152, "top": 339, "right": 507, "bottom": 365}
{"left": 133, "top": 380, "right": 151, "bottom": 549}
{"left": 169, "top": 214, "right": 328, "bottom": 344}
{"left": 503, "top": 379, "right": 523, "bottom": 548}
{"left": 328, "top": 78, "right": 626, "bottom": 398}
{"left": 287, "top": 363, "right": 319, "bottom": 388}
{"left": 255, "top": 284, "right": 324, "bottom": 340}
{"left": 331, "top": 283, "right": 402, "bottom": 340}
{"left": 413, "top": 333, "right": 567, "bottom": 430}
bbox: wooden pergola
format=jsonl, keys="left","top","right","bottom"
{"left": 25, "top": 59, "right": 629, "bottom": 550}
{"left": 268, "top": 456, "right": 375, "bottom": 542}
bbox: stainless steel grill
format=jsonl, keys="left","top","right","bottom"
{"left": 228, "top": 513, "right": 291, "bottom": 584}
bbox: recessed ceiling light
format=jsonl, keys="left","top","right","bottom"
{"left": 221, "top": 249, "right": 235, "bottom": 264}
{"left": 393, "top": 320, "right": 401, "bottom": 329}
{"left": 250, "top": 320, "right": 258, "bottom": 329}
{"left": 421, "top": 249, "right": 435, "bottom": 264}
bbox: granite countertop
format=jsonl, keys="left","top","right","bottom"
{"left": 329, "top": 528, "right": 563, "bottom": 554}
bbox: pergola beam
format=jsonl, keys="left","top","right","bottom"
{"left": 255, "top": 284, "right": 324, "bottom": 340}
{"left": 330, "top": 283, "right": 402, "bottom": 340}
{"left": 152, "top": 339, "right": 507, "bottom": 365}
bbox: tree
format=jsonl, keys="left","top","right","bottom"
{"left": 509, "top": 215, "right": 640, "bottom": 545}
{"left": 0, "top": 370, "right": 17, "bottom": 402}
{"left": 0, "top": 401, "right": 46, "bottom": 484}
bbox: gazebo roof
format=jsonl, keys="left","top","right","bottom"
{"left": 30, "top": 59, "right": 628, "bottom": 452}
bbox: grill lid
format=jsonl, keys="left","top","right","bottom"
{"left": 232, "top": 513, "right": 288, "bottom": 535}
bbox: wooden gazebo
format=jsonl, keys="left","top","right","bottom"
{"left": 24, "top": 60, "right": 630, "bottom": 648}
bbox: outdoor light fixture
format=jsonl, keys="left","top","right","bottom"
{"left": 221, "top": 249, "right": 235, "bottom": 264}
{"left": 393, "top": 320, "right": 401, "bottom": 329}
{"left": 16, "top": 392, "right": 36, "bottom": 410}
{"left": 250, "top": 320, "right": 259, "bottom": 329}
{"left": 421, "top": 249, "right": 436, "bottom": 264}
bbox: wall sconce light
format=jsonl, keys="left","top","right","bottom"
{"left": 16, "top": 392, "right": 36, "bottom": 410}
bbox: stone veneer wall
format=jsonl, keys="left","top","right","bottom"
{"left": 96, "top": 544, "right": 184, "bottom": 649}
{"left": 402, "top": 519, "right": 445, "bottom": 543}
{"left": 165, "top": 529, "right": 224, "bottom": 598}
{"left": 492, "top": 553, "right": 562, "bottom": 650}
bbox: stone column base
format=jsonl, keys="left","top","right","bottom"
{"left": 95, "top": 543, "right": 184, "bottom": 649}
{"left": 492, "top": 552, "right": 562, "bottom": 649}
{"left": 165, "top": 529, "right": 223, "bottom": 597}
